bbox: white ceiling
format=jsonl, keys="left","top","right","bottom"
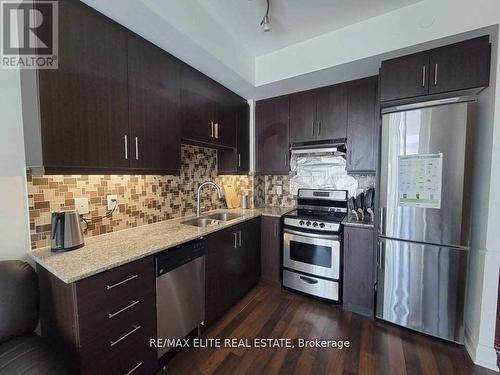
{"left": 195, "top": 0, "right": 423, "bottom": 57}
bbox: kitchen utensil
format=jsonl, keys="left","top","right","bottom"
{"left": 364, "top": 188, "right": 374, "bottom": 222}
{"left": 240, "top": 195, "right": 250, "bottom": 209}
{"left": 349, "top": 196, "right": 359, "bottom": 221}
{"left": 223, "top": 184, "right": 240, "bottom": 209}
{"left": 356, "top": 192, "right": 364, "bottom": 221}
{"left": 51, "top": 210, "right": 84, "bottom": 252}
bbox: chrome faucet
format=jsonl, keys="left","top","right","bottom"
{"left": 197, "top": 181, "right": 224, "bottom": 217}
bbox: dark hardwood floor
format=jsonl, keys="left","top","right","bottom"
{"left": 161, "top": 283, "right": 495, "bottom": 375}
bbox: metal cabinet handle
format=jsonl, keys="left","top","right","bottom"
{"left": 311, "top": 121, "right": 315, "bottom": 136}
{"left": 299, "top": 276, "right": 318, "bottom": 284}
{"left": 135, "top": 137, "right": 139, "bottom": 160}
{"left": 125, "top": 362, "right": 143, "bottom": 375}
{"left": 210, "top": 122, "right": 213, "bottom": 138}
{"left": 214, "top": 122, "right": 219, "bottom": 139}
{"left": 284, "top": 153, "right": 287, "bottom": 167}
{"left": 238, "top": 153, "right": 241, "bottom": 167}
{"left": 318, "top": 121, "right": 321, "bottom": 136}
{"left": 124, "top": 135, "right": 128, "bottom": 160}
{"left": 275, "top": 223, "right": 278, "bottom": 238}
{"left": 109, "top": 325, "right": 141, "bottom": 347}
{"left": 233, "top": 232, "right": 238, "bottom": 248}
{"left": 108, "top": 300, "right": 140, "bottom": 319}
{"left": 238, "top": 230, "right": 242, "bottom": 247}
{"left": 434, "top": 63, "right": 438, "bottom": 85}
{"left": 106, "top": 274, "right": 139, "bottom": 290}
{"left": 422, "top": 65, "right": 426, "bottom": 87}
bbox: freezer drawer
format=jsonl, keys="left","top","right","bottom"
{"left": 283, "top": 269, "right": 339, "bottom": 301}
{"left": 376, "top": 237, "right": 467, "bottom": 343}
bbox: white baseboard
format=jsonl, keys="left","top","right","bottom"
{"left": 465, "top": 326, "right": 499, "bottom": 372}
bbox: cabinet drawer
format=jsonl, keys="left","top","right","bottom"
{"left": 283, "top": 269, "right": 339, "bottom": 301}
{"left": 80, "top": 301, "right": 156, "bottom": 371}
{"left": 76, "top": 257, "right": 154, "bottom": 315}
{"left": 81, "top": 323, "right": 157, "bottom": 375}
{"left": 78, "top": 288, "right": 155, "bottom": 348}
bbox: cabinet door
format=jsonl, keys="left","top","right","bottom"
{"left": 216, "top": 100, "right": 237, "bottom": 148}
{"left": 37, "top": 0, "right": 129, "bottom": 171}
{"left": 236, "top": 102, "right": 250, "bottom": 173}
{"left": 205, "top": 227, "right": 238, "bottom": 325}
{"left": 347, "top": 77, "right": 378, "bottom": 173}
{"left": 181, "top": 67, "right": 214, "bottom": 143}
{"left": 255, "top": 96, "right": 290, "bottom": 174}
{"left": 236, "top": 219, "right": 261, "bottom": 297}
{"left": 260, "top": 216, "right": 281, "bottom": 284}
{"left": 217, "top": 101, "right": 249, "bottom": 174}
{"left": 429, "top": 36, "right": 490, "bottom": 95}
{"left": 289, "top": 90, "right": 317, "bottom": 144}
{"left": 379, "top": 53, "right": 430, "bottom": 102}
{"left": 343, "top": 226, "right": 375, "bottom": 317}
{"left": 316, "top": 84, "right": 348, "bottom": 140}
{"left": 128, "top": 36, "right": 181, "bottom": 173}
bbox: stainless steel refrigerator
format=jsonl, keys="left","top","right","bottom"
{"left": 377, "top": 97, "right": 475, "bottom": 343}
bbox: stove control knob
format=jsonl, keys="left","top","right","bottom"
{"left": 306, "top": 221, "right": 311, "bottom": 226}
{"left": 319, "top": 223, "right": 325, "bottom": 228}
{"left": 313, "top": 222, "right": 318, "bottom": 227}
{"left": 299, "top": 220, "right": 304, "bottom": 226}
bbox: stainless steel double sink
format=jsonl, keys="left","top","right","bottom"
{"left": 181, "top": 212, "right": 243, "bottom": 227}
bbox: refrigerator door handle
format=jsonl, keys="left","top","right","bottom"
{"left": 377, "top": 240, "right": 385, "bottom": 269}
{"left": 379, "top": 207, "right": 386, "bottom": 235}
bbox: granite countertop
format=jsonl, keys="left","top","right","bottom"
{"left": 342, "top": 214, "right": 375, "bottom": 229}
{"left": 28, "top": 206, "right": 294, "bottom": 284}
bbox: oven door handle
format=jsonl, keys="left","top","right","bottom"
{"left": 283, "top": 228, "right": 340, "bottom": 240}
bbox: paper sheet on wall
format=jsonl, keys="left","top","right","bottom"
{"left": 398, "top": 153, "right": 442, "bottom": 209}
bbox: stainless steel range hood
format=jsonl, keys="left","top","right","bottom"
{"left": 290, "top": 138, "right": 346, "bottom": 155}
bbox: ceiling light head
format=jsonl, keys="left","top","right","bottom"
{"left": 260, "top": 0, "right": 271, "bottom": 32}
{"left": 261, "top": 15, "right": 270, "bottom": 32}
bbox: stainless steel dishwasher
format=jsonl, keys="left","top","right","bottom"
{"left": 155, "top": 238, "right": 205, "bottom": 359}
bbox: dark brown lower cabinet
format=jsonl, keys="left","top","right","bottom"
{"left": 38, "top": 257, "right": 157, "bottom": 375}
{"left": 205, "top": 218, "right": 261, "bottom": 326}
{"left": 260, "top": 216, "right": 282, "bottom": 285}
{"left": 342, "top": 225, "right": 375, "bottom": 317}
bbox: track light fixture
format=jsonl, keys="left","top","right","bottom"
{"left": 260, "top": 0, "right": 271, "bottom": 32}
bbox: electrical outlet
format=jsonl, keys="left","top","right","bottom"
{"left": 276, "top": 185, "right": 283, "bottom": 195}
{"left": 74, "top": 197, "right": 89, "bottom": 215}
{"left": 107, "top": 195, "right": 118, "bottom": 210}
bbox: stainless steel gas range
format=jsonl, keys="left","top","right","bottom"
{"left": 282, "top": 189, "right": 348, "bottom": 302}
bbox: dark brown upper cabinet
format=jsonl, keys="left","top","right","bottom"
{"left": 428, "top": 36, "right": 491, "bottom": 95}
{"left": 379, "top": 52, "right": 430, "bottom": 102}
{"left": 217, "top": 101, "right": 250, "bottom": 175}
{"left": 380, "top": 36, "right": 490, "bottom": 103}
{"left": 181, "top": 67, "right": 238, "bottom": 149}
{"left": 316, "top": 84, "right": 348, "bottom": 140}
{"left": 32, "top": 0, "right": 130, "bottom": 173}
{"left": 255, "top": 96, "right": 290, "bottom": 175}
{"left": 127, "top": 36, "right": 181, "bottom": 174}
{"left": 346, "top": 76, "right": 379, "bottom": 173}
{"left": 289, "top": 90, "right": 317, "bottom": 143}
{"left": 289, "top": 84, "right": 347, "bottom": 144}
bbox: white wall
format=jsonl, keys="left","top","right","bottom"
{"left": 0, "top": 68, "right": 31, "bottom": 261}
{"left": 255, "top": 0, "right": 500, "bottom": 86}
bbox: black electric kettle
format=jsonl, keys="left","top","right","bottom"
{"left": 51, "top": 210, "right": 84, "bottom": 252}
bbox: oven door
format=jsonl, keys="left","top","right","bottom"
{"left": 283, "top": 228, "right": 340, "bottom": 280}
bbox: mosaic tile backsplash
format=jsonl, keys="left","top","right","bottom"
{"left": 252, "top": 174, "right": 375, "bottom": 208}
{"left": 27, "top": 145, "right": 251, "bottom": 249}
